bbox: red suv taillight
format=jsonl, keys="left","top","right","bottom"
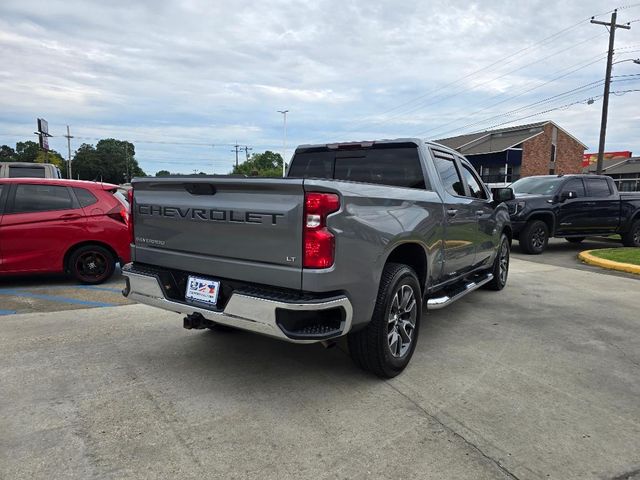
{"left": 106, "top": 205, "right": 129, "bottom": 225}
{"left": 127, "top": 189, "right": 134, "bottom": 244}
{"left": 303, "top": 192, "right": 340, "bottom": 268}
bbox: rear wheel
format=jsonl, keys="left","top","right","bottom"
{"left": 519, "top": 219, "right": 549, "bottom": 254}
{"left": 68, "top": 245, "right": 116, "bottom": 284}
{"left": 621, "top": 220, "right": 640, "bottom": 247}
{"left": 566, "top": 237, "right": 585, "bottom": 244}
{"left": 348, "top": 263, "right": 421, "bottom": 378}
{"left": 483, "top": 234, "right": 510, "bottom": 291}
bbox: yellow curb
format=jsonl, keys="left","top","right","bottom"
{"left": 578, "top": 250, "right": 640, "bottom": 275}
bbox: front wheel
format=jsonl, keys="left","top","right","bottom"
{"left": 483, "top": 234, "right": 510, "bottom": 291}
{"left": 621, "top": 220, "right": 640, "bottom": 247}
{"left": 348, "top": 263, "right": 421, "bottom": 378}
{"left": 519, "top": 220, "right": 549, "bottom": 254}
{"left": 68, "top": 245, "right": 116, "bottom": 284}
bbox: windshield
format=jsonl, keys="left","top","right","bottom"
{"left": 510, "top": 177, "right": 564, "bottom": 195}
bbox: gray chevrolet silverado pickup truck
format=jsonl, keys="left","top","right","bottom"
{"left": 122, "top": 139, "right": 513, "bottom": 377}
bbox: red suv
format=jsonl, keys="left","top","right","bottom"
{"left": 0, "top": 178, "right": 131, "bottom": 284}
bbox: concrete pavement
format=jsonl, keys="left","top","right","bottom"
{"left": 1, "top": 258, "right": 639, "bottom": 480}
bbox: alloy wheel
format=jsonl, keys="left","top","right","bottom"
{"left": 75, "top": 251, "right": 108, "bottom": 282}
{"left": 531, "top": 227, "right": 546, "bottom": 249}
{"left": 387, "top": 284, "right": 417, "bottom": 358}
{"left": 498, "top": 239, "right": 509, "bottom": 285}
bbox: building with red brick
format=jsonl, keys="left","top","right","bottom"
{"left": 435, "top": 121, "right": 587, "bottom": 185}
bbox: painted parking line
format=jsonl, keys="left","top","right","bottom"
{"left": 0, "top": 310, "right": 17, "bottom": 316}
{"left": 0, "top": 290, "right": 116, "bottom": 308}
{"left": 1, "top": 285, "right": 125, "bottom": 294}
{"left": 0, "top": 285, "right": 122, "bottom": 293}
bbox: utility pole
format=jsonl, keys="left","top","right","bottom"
{"left": 64, "top": 125, "right": 73, "bottom": 179}
{"left": 277, "top": 110, "right": 289, "bottom": 177}
{"left": 591, "top": 9, "right": 631, "bottom": 175}
{"left": 231, "top": 142, "right": 241, "bottom": 169}
{"left": 243, "top": 145, "right": 253, "bottom": 161}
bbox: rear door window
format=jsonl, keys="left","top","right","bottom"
{"left": 11, "top": 184, "right": 74, "bottom": 213}
{"left": 459, "top": 162, "right": 488, "bottom": 199}
{"left": 289, "top": 144, "right": 427, "bottom": 190}
{"left": 585, "top": 178, "right": 612, "bottom": 197}
{"left": 432, "top": 154, "right": 465, "bottom": 197}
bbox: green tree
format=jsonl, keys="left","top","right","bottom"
{"left": 231, "top": 150, "right": 284, "bottom": 177}
{"left": 35, "top": 149, "right": 66, "bottom": 173}
{"left": 0, "top": 145, "right": 16, "bottom": 160}
{"left": 14, "top": 141, "right": 40, "bottom": 163}
{"left": 72, "top": 139, "right": 145, "bottom": 183}
{"left": 155, "top": 170, "right": 171, "bottom": 177}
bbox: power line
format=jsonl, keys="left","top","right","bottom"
{"left": 333, "top": 31, "right": 607, "bottom": 138}
{"left": 418, "top": 79, "right": 607, "bottom": 138}
{"left": 473, "top": 89, "right": 640, "bottom": 132}
{"left": 325, "top": 14, "right": 613, "bottom": 140}
{"left": 427, "top": 76, "right": 640, "bottom": 138}
{"left": 419, "top": 52, "right": 608, "bottom": 139}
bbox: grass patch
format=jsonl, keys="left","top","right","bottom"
{"left": 589, "top": 248, "right": 640, "bottom": 266}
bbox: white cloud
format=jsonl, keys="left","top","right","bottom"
{"left": 0, "top": 0, "right": 639, "bottom": 174}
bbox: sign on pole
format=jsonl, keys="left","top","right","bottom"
{"left": 37, "top": 117, "right": 50, "bottom": 151}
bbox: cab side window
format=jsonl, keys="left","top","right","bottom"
{"left": 561, "top": 178, "right": 586, "bottom": 197}
{"left": 459, "top": 162, "right": 488, "bottom": 200}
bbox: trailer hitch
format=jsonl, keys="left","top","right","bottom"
{"left": 183, "top": 312, "right": 215, "bottom": 330}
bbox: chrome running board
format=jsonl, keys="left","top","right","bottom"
{"left": 426, "top": 273, "right": 493, "bottom": 310}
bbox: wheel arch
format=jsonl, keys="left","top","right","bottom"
{"left": 525, "top": 211, "right": 555, "bottom": 236}
{"left": 502, "top": 224, "right": 513, "bottom": 245}
{"left": 384, "top": 242, "right": 428, "bottom": 294}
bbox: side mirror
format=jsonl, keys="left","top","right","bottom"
{"left": 560, "top": 191, "right": 577, "bottom": 201}
{"left": 491, "top": 187, "right": 515, "bottom": 203}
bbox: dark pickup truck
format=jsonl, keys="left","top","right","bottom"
{"left": 506, "top": 174, "right": 640, "bottom": 253}
{"left": 122, "top": 139, "right": 513, "bottom": 377}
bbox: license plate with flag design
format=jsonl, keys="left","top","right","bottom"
{"left": 185, "top": 276, "right": 220, "bottom": 306}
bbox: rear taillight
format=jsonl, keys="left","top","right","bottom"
{"left": 106, "top": 205, "right": 128, "bottom": 225}
{"left": 127, "top": 189, "right": 134, "bottom": 244}
{"left": 303, "top": 192, "right": 340, "bottom": 268}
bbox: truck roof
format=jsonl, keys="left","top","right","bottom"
{"left": 295, "top": 138, "right": 451, "bottom": 151}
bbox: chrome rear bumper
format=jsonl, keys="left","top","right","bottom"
{"left": 121, "top": 266, "right": 353, "bottom": 344}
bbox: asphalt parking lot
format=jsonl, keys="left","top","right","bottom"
{"left": 0, "top": 266, "right": 133, "bottom": 316}
{"left": 1, "top": 245, "right": 639, "bottom": 480}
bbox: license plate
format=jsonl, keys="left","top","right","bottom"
{"left": 185, "top": 275, "right": 220, "bottom": 306}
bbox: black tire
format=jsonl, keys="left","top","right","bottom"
{"left": 566, "top": 237, "right": 586, "bottom": 244}
{"left": 68, "top": 244, "right": 116, "bottom": 284}
{"left": 519, "top": 220, "right": 549, "bottom": 254}
{"left": 483, "top": 234, "right": 510, "bottom": 291}
{"left": 348, "top": 263, "right": 422, "bottom": 378}
{"left": 621, "top": 220, "right": 640, "bottom": 247}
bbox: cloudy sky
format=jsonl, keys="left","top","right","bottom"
{"left": 1, "top": 0, "right": 639, "bottom": 175}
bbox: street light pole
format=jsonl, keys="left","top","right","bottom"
{"left": 277, "top": 110, "right": 289, "bottom": 177}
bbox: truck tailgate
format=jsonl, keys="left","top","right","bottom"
{"left": 131, "top": 177, "right": 304, "bottom": 289}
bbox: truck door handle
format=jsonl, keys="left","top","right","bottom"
{"left": 476, "top": 210, "right": 485, "bottom": 216}
{"left": 446, "top": 209, "right": 458, "bottom": 217}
